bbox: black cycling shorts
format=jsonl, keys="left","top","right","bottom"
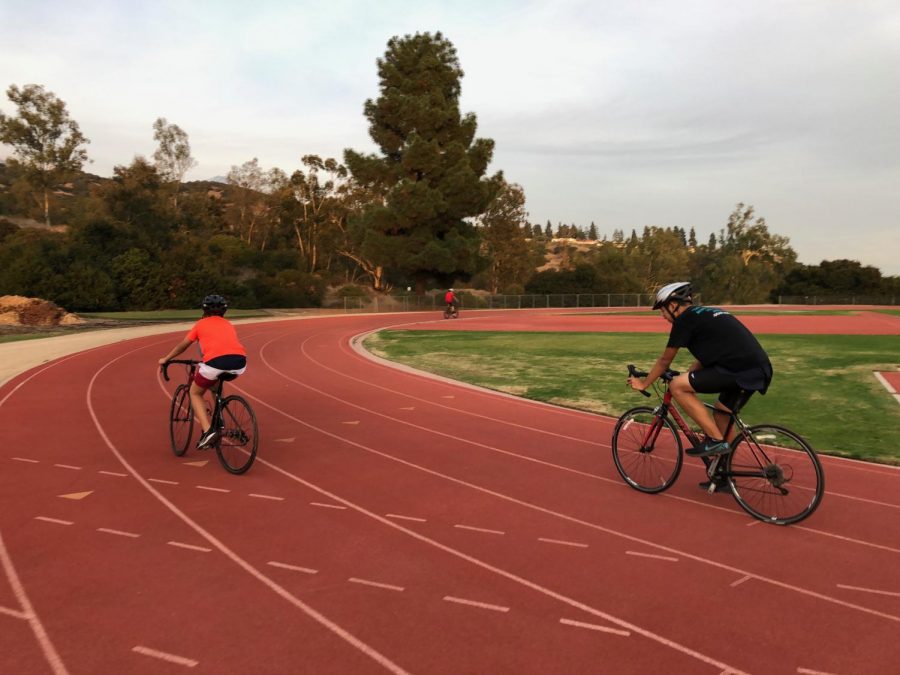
{"left": 688, "top": 367, "right": 754, "bottom": 412}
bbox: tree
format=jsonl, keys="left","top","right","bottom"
{"left": 152, "top": 117, "right": 197, "bottom": 208}
{"left": 479, "top": 180, "right": 535, "bottom": 293}
{"left": 0, "top": 84, "right": 89, "bottom": 226}
{"left": 344, "top": 32, "right": 498, "bottom": 292}
{"left": 226, "top": 157, "right": 287, "bottom": 248}
{"left": 588, "top": 222, "right": 598, "bottom": 241}
{"left": 286, "top": 155, "right": 350, "bottom": 273}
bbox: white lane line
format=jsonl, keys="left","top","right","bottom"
{"left": 132, "top": 645, "right": 198, "bottom": 668}
{"left": 148, "top": 478, "right": 178, "bottom": 485}
{"left": 385, "top": 513, "right": 427, "bottom": 523}
{"left": 99, "top": 470, "right": 127, "bottom": 477}
{"left": 195, "top": 485, "right": 230, "bottom": 493}
{"left": 626, "top": 551, "right": 679, "bottom": 562}
{"left": 240, "top": 358, "right": 752, "bottom": 673}
{"left": 34, "top": 517, "right": 73, "bottom": 526}
{"left": 0, "top": 530, "right": 69, "bottom": 674}
{"left": 167, "top": 541, "right": 212, "bottom": 553}
{"left": 348, "top": 577, "right": 405, "bottom": 592}
{"left": 53, "top": 464, "right": 81, "bottom": 470}
{"left": 266, "top": 561, "right": 318, "bottom": 575}
{"left": 797, "top": 668, "right": 838, "bottom": 675}
{"left": 539, "top": 537, "right": 588, "bottom": 548}
{"left": 454, "top": 524, "right": 505, "bottom": 535}
{"left": 97, "top": 528, "right": 140, "bottom": 539}
{"left": 103, "top": 354, "right": 411, "bottom": 675}
{"left": 837, "top": 584, "right": 900, "bottom": 598}
{"left": 249, "top": 493, "right": 285, "bottom": 501}
{"left": 310, "top": 502, "right": 347, "bottom": 510}
{"left": 12, "top": 457, "right": 39, "bottom": 463}
{"left": 730, "top": 575, "right": 752, "bottom": 588}
{"left": 874, "top": 371, "right": 896, "bottom": 393}
{"left": 559, "top": 618, "right": 630, "bottom": 637}
{"left": 443, "top": 596, "right": 510, "bottom": 612}
{"left": 0, "top": 605, "right": 30, "bottom": 620}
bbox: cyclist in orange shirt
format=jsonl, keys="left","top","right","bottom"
{"left": 158, "top": 295, "right": 247, "bottom": 449}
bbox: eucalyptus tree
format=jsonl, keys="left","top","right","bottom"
{"left": 152, "top": 117, "right": 197, "bottom": 208}
{"left": 344, "top": 31, "right": 499, "bottom": 291}
{"left": 226, "top": 157, "right": 287, "bottom": 248}
{"left": 0, "top": 84, "right": 89, "bottom": 226}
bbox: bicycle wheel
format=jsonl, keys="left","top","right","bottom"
{"left": 169, "top": 384, "right": 194, "bottom": 457}
{"left": 725, "top": 424, "right": 824, "bottom": 525}
{"left": 215, "top": 395, "right": 258, "bottom": 474}
{"left": 612, "top": 407, "right": 683, "bottom": 493}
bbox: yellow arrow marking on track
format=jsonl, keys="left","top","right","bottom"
{"left": 342, "top": 421, "right": 360, "bottom": 425}
{"left": 184, "top": 461, "right": 209, "bottom": 467}
{"left": 399, "top": 407, "right": 415, "bottom": 410}
{"left": 274, "top": 438, "right": 296, "bottom": 443}
{"left": 59, "top": 491, "right": 93, "bottom": 500}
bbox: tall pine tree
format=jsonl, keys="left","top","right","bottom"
{"left": 344, "top": 32, "right": 498, "bottom": 291}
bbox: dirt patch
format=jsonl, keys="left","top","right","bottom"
{"left": 0, "top": 295, "right": 83, "bottom": 327}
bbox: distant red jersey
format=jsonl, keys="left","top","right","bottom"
{"left": 186, "top": 316, "right": 246, "bottom": 362}
{"left": 445, "top": 291, "right": 456, "bottom": 304}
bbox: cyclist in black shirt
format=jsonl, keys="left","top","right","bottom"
{"left": 627, "top": 282, "right": 773, "bottom": 459}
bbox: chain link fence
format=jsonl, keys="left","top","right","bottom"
{"left": 339, "top": 293, "right": 657, "bottom": 313}
{"left": 777, "top": 295, "right": 898, "bottom": 305}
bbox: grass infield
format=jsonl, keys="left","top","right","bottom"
{"left": 367, "top": 330, "right": 900, "bottom": 465}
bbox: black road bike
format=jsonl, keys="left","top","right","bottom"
{"left": 162, "top": 359, "right": 259, "bottom": 474}
{"left": 611, "top": 365, "right": 824, "bottom": 525}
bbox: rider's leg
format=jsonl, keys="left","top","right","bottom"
{"left": 189, "top": 381, "right": 213, "bottom": 432}
{"left": 712, "top": 403, "right": 735, "bottom": 442}
{"left": 669, "top": 374, "right": 722, "bottom": 440}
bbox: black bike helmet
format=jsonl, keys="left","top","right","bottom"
{"left": 201, "top": 294, "right": 228, "bottom": 316}
{"left": 652, "top": 282, "right": 692, "bottom": 310}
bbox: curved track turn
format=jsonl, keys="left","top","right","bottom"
{"left": 1, "top": 310, "right": 899, "bottom": 674}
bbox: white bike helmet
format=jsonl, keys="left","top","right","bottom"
{"left": 652, "top": 282, "right": 692, "bottom": 310}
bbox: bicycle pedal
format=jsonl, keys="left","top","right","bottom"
{"left": 706, "top": 456, "right": 721, "bottom": 478}
{"left": 707, "top": 482, "right": 718, "bottom": 495}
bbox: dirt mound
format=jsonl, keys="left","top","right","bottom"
{"left": 0, "top": 295, "right": 83, "bottom": 326}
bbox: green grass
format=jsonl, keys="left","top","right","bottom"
{"left": 0, "top": 332, "right": 67, "bottom": 344}
{"left": 874, "top": 309, "right": 900, "bottom": 316}
{"left": 366, "top": 330, "right": 900, "bottom": 465}
{"left": 570, "top": 309, "right": 857, "bottom": 316}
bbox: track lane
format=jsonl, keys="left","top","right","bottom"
{"left": 2, "top": 311, "right": 899, "bottom": 674}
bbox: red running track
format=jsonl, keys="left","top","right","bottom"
{"left": 1, "top": 310, "right": 899, "bottom": 674}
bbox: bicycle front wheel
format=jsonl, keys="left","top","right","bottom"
{"left": 215, "top": 395, "right": 259, "bottom": 474}
{"left": 612, "top": 407, "right": 683, "bottom": 493}
{"left": 726, "top": 424, "right": 824, "bottom": 525}
{"left": 169, "top": 384, "right": 194, "bottom": 457}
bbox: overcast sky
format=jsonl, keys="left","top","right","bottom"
{"left": 2, "top": 0, "right": 898, "bottom": 273}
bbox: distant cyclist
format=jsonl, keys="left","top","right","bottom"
{"left": 444, "top": 288, "right": 459, "bottom": 314}
{"left": 158, "top": 295, "right": 247, "bottom": 449}
{"left": 627, "top": 282, "right": 773, "bottom": 461}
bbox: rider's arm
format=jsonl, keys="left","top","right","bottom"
{"left": 158, "top": 338, "right": 194, "bottom": 366}
{"left": 629, "top": 347, "right": 679, "bottom": 392}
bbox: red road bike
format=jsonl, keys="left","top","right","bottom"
{"left": 162, "top": 359, "right": 259, "bottom": 474}
{"left": 611, "top": 365, "right": 824, "bottom": 525}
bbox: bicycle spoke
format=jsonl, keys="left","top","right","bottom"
{"left": 612, "top": 407, "right": 682, "bottom": 493}
{"left": 727, "top": 425, "right": 823, "bottom": 525}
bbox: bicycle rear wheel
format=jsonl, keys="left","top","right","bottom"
{"left": 215, "top": 395, "right": 258, "bottom": 474}
{"left": 726, "top": 424, "right": 824, "bottom": 525}
{"left": 169, "top": 384, "right": 194, "bottom": 457}
{"left": 612, "top": 407, "right": 683, "bottom": 493}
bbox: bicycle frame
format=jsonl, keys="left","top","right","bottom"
{"left": 636, "top": 374, "right": 756, "bottom": 481}
{"left": 162, "top": 359, "right": 225, "bottom": 429}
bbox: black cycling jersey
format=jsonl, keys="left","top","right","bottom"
{"left": 667, "top": 306, "right": 773, "bottom": 393}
